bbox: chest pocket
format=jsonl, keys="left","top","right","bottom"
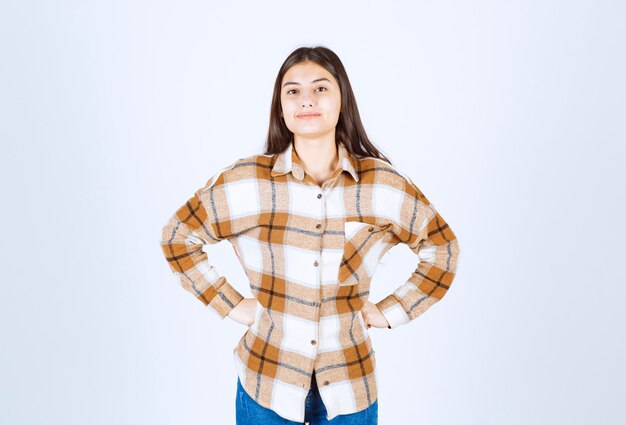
{"left": 337, "top": 220, "right": 392, "bottom": 286}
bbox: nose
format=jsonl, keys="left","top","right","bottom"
{"left": 299, "top": 92, "right": 313, "bottom": 107}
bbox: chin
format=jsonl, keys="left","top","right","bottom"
{"left": 294, "top": 127, "right": 332, "bottom": 136}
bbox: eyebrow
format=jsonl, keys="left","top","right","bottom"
{"left": 282, "top": 77, "right": 332, "bottom": 88}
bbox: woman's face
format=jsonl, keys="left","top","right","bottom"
{"left": 280, "top": 61, "right": 342, "bottom": 141}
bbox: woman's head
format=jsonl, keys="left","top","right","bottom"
{"left": 264, "top": 46, "right": 391, "bottom": 165}
{"left": 279, "top": 61, "right": 342, "bottom": 147}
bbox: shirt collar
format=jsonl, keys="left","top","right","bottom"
{"left": 270, "top": 140, "right": 360, "bottom": 182}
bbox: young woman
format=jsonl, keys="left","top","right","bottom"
{"left": 160, "top": 46, "right": 460, "bottom": 425}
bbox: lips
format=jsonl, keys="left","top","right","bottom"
{"left": 296, "top": 112, "right": 321, "bottom": 119}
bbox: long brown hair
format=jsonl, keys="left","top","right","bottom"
{"left": 263, "top": 46, "right": 392, "bottom": 165}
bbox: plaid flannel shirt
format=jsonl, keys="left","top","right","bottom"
{"left": 160, "top": 140, "right": 460, "bottom": 422}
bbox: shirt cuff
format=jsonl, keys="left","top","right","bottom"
{"left": 208, "top": 277, "right": 244, "bottom": 319}
{"left": 199, "top": 269, "right": 243, "bottom": 319}
{"left": 375, "top": 295, "right": 411, "bottom": 329}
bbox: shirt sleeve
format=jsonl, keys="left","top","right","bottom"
{"left": 159, "top": 171, "right": 244, "bottom": 319}
{"left": 375, "top": 174, "right": 461, "bottom": 329}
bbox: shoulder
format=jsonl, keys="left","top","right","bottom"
{"left": 358, "top": 155, "right": 431, "bottom": 205}
{"left": 199, "top": 152, "right": 271, "bottom": 193}
{"left": 356, "top": 155, "right": 415, "bottom": 188}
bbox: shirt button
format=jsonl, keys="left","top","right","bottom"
{"left": 310, "top": 339, "right": 317, "bottom": 345}
{"left": 323, "top": 380, "right": 330, "bottom": 386}
{"left": 317, "top": 193, "right": 322, "bottom": 199}
{"left": 313, "top": 260, "right": 319, "bottom": 267}
{"left": 316, "top": 223, "right": 321, "bottom": 229}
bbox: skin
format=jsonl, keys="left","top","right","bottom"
{"left": 228, "top": 61, "right": 389, "bottom": 329}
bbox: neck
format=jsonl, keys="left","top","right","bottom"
{"left": 293, "top": 135, "right": 338, "bottom": 176}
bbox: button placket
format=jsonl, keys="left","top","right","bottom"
{"left": 311, "top": 189, "right": 325, "bottom": 362}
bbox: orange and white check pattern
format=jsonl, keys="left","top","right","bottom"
{"left": 160, "top": 140, "right": 460, "bottom": 422}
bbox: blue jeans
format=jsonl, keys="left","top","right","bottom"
{"left": 235, "top": 373, "right": 378, "bottom": 425}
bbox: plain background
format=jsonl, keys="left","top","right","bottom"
{"left": 1, "top": 1, "right": 625, "bottom": 424}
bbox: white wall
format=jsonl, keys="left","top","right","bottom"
{"left": 1, "top": 0, "right": 624, "bottom": 424}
